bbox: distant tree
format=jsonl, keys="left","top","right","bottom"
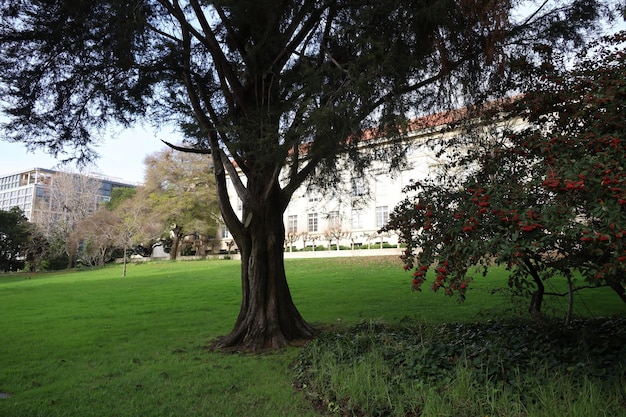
{"left": 384, "top": 31, "right": 626, "bottom": 318}
{"left": 22, "top": 224, "right": 50, "bottom": 272}
{"left": 0, "top": 0, "right": 610, "bottom": 349}
{"left": 324, "top": 214, "right": 348, "bottom": 250}
{"left": 32, "top": 171, "right": 102, "bottom": 268}
{"left": 142, "top": 149, "right": 218, "bottom": 260}
{"left": 105, "top": 187, "right": 137, "bottom": 211}
{"left": 285, "top": 232, "right": 299, "bottom": 253}
{"left": 74, "top": 210, "right": 121, "bottom": 266}
{"left": 111, "top": 193, "right": 160, "bottom": 276}
{"left": 0, "top": 207, "right": 31, "bottom": 272}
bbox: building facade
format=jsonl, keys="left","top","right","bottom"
{"left": 0, "top": 167, "right": 134, "bottom": 224}
{"left": 218, "top": 116, "right": 460, "bottom": 252}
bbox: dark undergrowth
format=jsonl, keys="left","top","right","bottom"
{"left": 294, "top": 317, "right": 626, "bottom": 417}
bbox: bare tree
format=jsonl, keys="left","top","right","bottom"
{"left": 33, "top": 171, "right": 102, "bottom": 268}
{"left": 115, "top": 190, "right": 161, "bottom": 276}
{"left": 74, "top": 210, "right": 120, "bottom": 266}
{"left": 285, "top": 232, "right": 299, "bottom": 253}
{"left": 324, "top": 212, "right": 349, "bottom": 251}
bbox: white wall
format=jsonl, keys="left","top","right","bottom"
{"left": 216, "top": 124, "right": 453, "bottom": 252}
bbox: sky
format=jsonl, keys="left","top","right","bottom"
{"left": 0, "top": 125, "right": 171, "bottom": 184}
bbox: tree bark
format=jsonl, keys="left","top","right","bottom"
{"left": 214, "top": 186, "right": 318, "bottom": 351}
{"left": 522, "top": 257, "right": 544, "bottom": 319}
{"left": 605, "top": 274, "right": 626, "bottom": 304}
{"left": 170, "top": 234, "right": 180, "bottom": 260}
{"left": 565, "top": 275, "right": 574, "bottom": 326}
{"left": 66, "top": 245, "right": 77, "bottom": 269}
{"left": 123, "top": 244, "right": 128, "bottom": 277}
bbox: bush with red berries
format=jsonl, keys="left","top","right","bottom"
{"left": 384, "top": 32, "right": 626, "bottom": 314}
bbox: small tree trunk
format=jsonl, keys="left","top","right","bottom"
{"left": 523, "top": 258, "right": 544, "bottom": 319}
{"left": 565, "top": 274, "right": 574, "bottom": 326}
{"left": 170, "top": 235, "right": 180, "bottom": 260}
{"left": 605, "top": 274, "right": 626, "bottom": 304}
{"left": 123, "top": 244, "right": 128, "bottom": 277}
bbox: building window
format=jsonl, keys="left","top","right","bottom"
{"left": 351, "top": 209, "right": 363, "bottom": 230}
{"left": 287, "top": 215, "right": 298, "bottom": 234}
{"left": 221, "top": 225, "right": 230, "bottom": 238}
{"left": 375, "top": 206, "right": 389, "bottom": 228}
{"left": 375, "top": 174, "right": 389, "bottom": 197}
{"left": 308, "top": 194, "right": 320, "bottom": 203}
{"left": 308, "top": 213, "right": 318, "bottom": 232}
{"left": 351, "top": 178, "right": 365, "bottom": 197}
{"left": 327, "top": 211, "right": 341, "bottom": 229}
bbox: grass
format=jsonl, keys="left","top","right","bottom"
{"left": 295, "top": 319, "right": 626, "bottom": 416}
{"left": 0, "top": 257, "right": 624, "bottom": 416}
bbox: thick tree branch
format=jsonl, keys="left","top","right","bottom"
{"left": 195, "top": 79, "right": 251, "bottom": 180}
{"left": 271, "top": 0, "right": 334, "bottom": 72}
{"left": 211, "top": 140, "right": 245, "bottom": 243}
{"left": 161, "top": 140, "right": 211, "bottom": 154}
{"left": 160, "top": 0, "right": 247, "bottom": 115}
{"left": 213, "top": 6, "right": 247, "bottom": 58}
{"left": 544, "top": 284, "right": 611, "bottom": 297}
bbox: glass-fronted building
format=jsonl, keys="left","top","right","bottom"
{"left": 0, "top": 168, "right": 134, "bottom": 221}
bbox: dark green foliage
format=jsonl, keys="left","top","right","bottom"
{"left": 0, "top": 0, "right": 156, "bottom": 162}
{"left": 22, "top": 227, "right": 49, "bottom": 272}
{"left": 41, "top": 252, "right": 71, "bottom": 271}
{"left": 297, "top": 318, "right": 626, "bottom": 385}
{"left": 0, "top": 0, "right": 609, "bottom": 179}
{"left": 0, "top": 207, "right": 32, "bottom": 272}
{"left": 105, "top": 187, "right": 137, "bottom": 211}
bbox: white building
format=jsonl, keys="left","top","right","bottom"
{"left": 219, "top": 112, "right": 462, "bottom": 252}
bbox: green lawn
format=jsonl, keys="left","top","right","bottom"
{"left": 0, "top": 257, "right": 623, "bottom": 416}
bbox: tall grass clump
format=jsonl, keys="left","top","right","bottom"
{"left": 295, "top": 318, "right": 626, "bottom": 416}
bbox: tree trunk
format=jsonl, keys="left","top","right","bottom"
{"left": 565, "top": 274, "right": 574, "bottom": 326}
{"left": 123, "top": 244, "right": 128, "bottom": 277}
{"left": 170, "top": 235, "right": 180, "bottom": 260}
{"left": 523, "top": 258, "right": 544, "bottom": 319}
{"left": 605, "top": 274, "right": 626, "bottom": 304}
{"left": 214, "top": 194, "right": 318, "bottom": 351}
{"left": 66, "top": 248, "right": 76, "bottom": 269}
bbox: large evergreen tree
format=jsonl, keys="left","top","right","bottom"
{"left": 0, "top": 0, "right": 610, "bottom": 349}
